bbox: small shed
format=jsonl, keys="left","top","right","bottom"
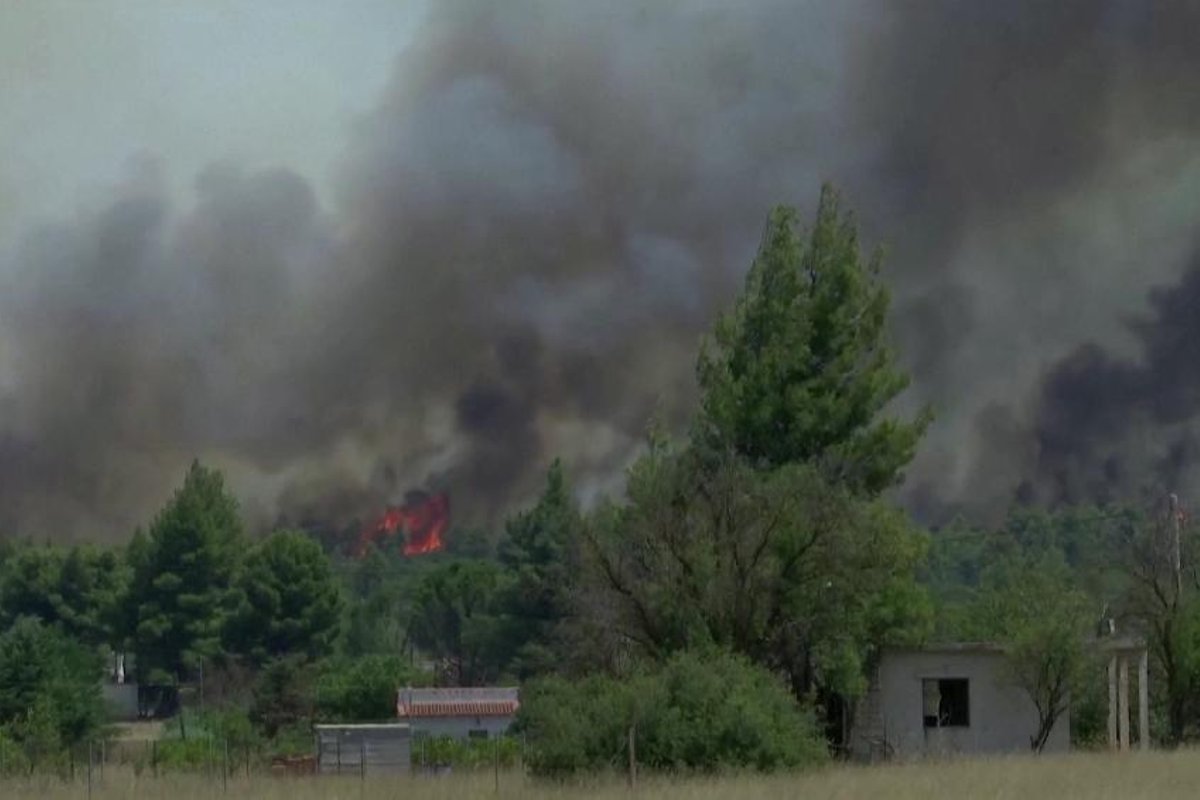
{"left": 396, "top": 687, "right": 519, "bottom": 740}
{"left": 314, "top": 723, "right": 412, "bottom": 775}
{"left": 850, "top": 643, "right": 1069, "bottom": 760}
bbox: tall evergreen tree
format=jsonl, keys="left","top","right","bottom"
{"left": 225, "top": 530, "right": 343, "bottom": 664}
{"left": 0, "top": 544, "right": 128, "bottom": 649}
{"left": 696, "top": 184, "right": 929, "bottom": 493}
{"left": 127, "top": 461, "right": 243, "bottom": 682}
{"left": 409, "top": 560, "right": 509, "bottom": 686}
{"left": 498, "top": 460, "right": 581, "bottom": 678}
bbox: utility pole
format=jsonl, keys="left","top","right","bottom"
{"left": 1170, "top": 493, "right": 1183, "bottom": 602}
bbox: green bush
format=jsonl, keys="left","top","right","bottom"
{"left": 0, "top": 617, "right": 107, "bottom": 757}
{"left": 413, "top": 735, "right": 520, "bottom": 769}
{"left": 0, "top": 728, "right": 31, "bottom": 776}
{"left": 516, "top": 650, "right": 826, "bottom": 777}
{"left": 154, "top": 736, "right": 219, "bottom": 770}
{"left": 314, "top": 655, "right": 424, "bottom": 721}
{"left": 251, "top": 656, "right": 314, "bottom": 737}
{"left": 268, "top": 721, "right": 315, "bottom": 758}
{"left": 195, "top": 708, "right": 259, "bottom": 751}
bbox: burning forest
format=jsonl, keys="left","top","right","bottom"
{"left": 354, "top": 492, "right": 450, "bottom": 558}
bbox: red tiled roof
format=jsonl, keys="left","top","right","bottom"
{"left": 397, "top": 700, "right": 519, "bottom": 718}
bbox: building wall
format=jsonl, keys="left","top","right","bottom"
{"left": 851, "top": 649, "right": 1070, "bottom": 759}
{"left": 314, "top": 724, "right": 412, "bottom": 774}
{"left": 411, "top": 715, "right": 514, "bottom": 740}
{"left": 101, "top": 683, "right": 139, "bottom": 721}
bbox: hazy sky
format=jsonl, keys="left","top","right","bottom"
{"left": 0, "top": 1, "right": 424, "bottom": 243}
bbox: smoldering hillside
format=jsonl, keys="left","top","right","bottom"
{"left": 3, "top": 1, "right": 1200, "bottom": 542}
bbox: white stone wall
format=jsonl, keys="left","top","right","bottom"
{"left": 852, "top": 649, "right": 1070, "bottom": 759}
{"left": 410, "top": 715, "right": 515, "bottom": 740}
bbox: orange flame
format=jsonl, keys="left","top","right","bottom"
{"left": 355, "top": 492, "right": 449, "bottom": 557}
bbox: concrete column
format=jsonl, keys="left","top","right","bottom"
{"left": 1108, "top": 655, "right": 1118, "bottom": 749}
{"left": 1118, "top": 655, "right": 1131, "bottom": 751}
{"left": 1139, "top": 649, "right": 1150, "bottom": 751}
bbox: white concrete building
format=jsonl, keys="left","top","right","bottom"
{"left": 396, "top": 687, "right": 519, "bottom": 740}
{"left": 851, "top": 643, "right": 1070, "bottom": 760}
{"left": 851, "top": 639, "right": 1149, "bottom": 761}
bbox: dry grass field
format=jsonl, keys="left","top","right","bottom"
{"left": 3, "top": 749, "right": 1200, "bottom": 800}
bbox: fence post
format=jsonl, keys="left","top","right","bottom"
{"left": 223, "top": 738, "right": 229, "bottom": 793}
{"left": 99, "top": 738, "right": 105, "bottom": 782}
{"left": 360, "top": 737, "right": 366, "bottom": 782}
{"left": 152, "top": 739, "right": 158, "bottom": 777}
{"left": 493, "top": 736, "right": 499, "bottom": 793}
{"left": 336, "top": 733, "right": 342, "bottom": 775}
{"left": 87, "top": 741, "right": 93, "bottom": 800}
{"left": 627, "top": 723, "right": 637, "bottom": 789}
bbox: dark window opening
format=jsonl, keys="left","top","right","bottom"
{"left": 923, "top": 678, "right": 969, "bottom": 728}
{"left": 468, "top": 729, "right": 489, "bottom": 740}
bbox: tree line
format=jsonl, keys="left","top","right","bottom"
{"left": 0, "top": 184, "right": 1196, "bottom": 775}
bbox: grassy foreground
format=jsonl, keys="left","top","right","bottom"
{"left": 2, "top": 749, "right": 1197, "bottom": 800}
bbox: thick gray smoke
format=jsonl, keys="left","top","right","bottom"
{"left": 4, "top": 1, "right": 1200, "bottom": 541}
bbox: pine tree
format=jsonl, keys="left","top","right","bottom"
{"left": 127, "top": 461, "right": 244, "bottom": 681}
{"left": 696, "top": 184, "right": 930, "bottom": 494}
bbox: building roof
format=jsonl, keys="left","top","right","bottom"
{"left": 886, "top": 636, "right": 1147, "bottom": 657}
{"left": 396, "top": 687, "right": 519, "bottom": 719}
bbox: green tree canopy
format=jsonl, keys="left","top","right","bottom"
{"left": 409, "top": 559, "right": 510, "bottom": 686}
{"left": 498, "top": 459, "right": 581, "bottom": 678}
{"left": 696, "top": 184, "right": 929, "bottom": 493}
{"left": 313, "top": 654, "right": 425, "bottom": 722}
{"left": 226, "top": 530, "right": 343, "bottom": 665}
{"left": 0, "top": 617, "right": 106, "bottom": 751}
{"left": 517, "top": 649, "right": 826, "bottom": 777}
{"left": 580, "top": 439, "right": 931, "bottom": 704}
{"left": 0, "top": 544, "right": 128, "bottom": 649}
{"left": 339, "top": 545, "right": 412, "bottom": 658}
{"left": 963, "top": 553, "right": 1095, "bottom": 752}
{"left": 127, "top": 460, "right": 244, "bottom": 681}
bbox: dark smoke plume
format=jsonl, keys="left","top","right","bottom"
{"left": 4, "top": 1, "right": 1200, "bottom": 541}
{"left": 1019, "top": 258, "right": 1200, "bottom": 508}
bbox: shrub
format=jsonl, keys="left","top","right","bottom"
{"left": 268, "top": 721, "right": 315, "bottom": 758}
{"left": 0, "top": 617, "right": 106, "bottom": 756}
{"left": 516, "top": 649, "right": 826, "bottom": 777}
{"left": 251, "top": 656, "right": 315, "bottom": 737}
{"left": 154, "top": 736, "right": 218, "bottom": 771}
{"left": 313, "top": 655, "right": 424, "bottom": 722}
{"left": 413, "top": 735, "right": 520, "bottom": 769}
{"left": 0, "top": 728, "right": 30, "bottom": 776}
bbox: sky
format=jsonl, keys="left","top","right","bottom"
{"left": 0, "top": 1, "right": 421, "bottom": 242}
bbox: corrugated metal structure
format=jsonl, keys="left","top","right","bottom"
{"left": 313, "top": 723, "right": 411, "bottom": 775}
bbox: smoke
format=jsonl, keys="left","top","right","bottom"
{"left": 1001, "top": 257, "right": 1200, "bottom": 510}
{"left": 5, "top": 1, "right": 1200, "bottom": 541}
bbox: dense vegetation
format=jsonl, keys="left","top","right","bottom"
{"left": 0, "top": 185, "right": 1194, "bottom": 776}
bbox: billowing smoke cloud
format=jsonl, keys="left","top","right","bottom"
{"left": 869, "top": 1, "right": 1200, "bottom": 520}
{"left": 1006, "top": 257, "right": 1200, "bottom": 510}
{"left": 4, "top": 1, "right": 1200, "bottom": 541}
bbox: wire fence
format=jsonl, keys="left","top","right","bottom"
{"left": 0, "top": 732, "right": 527, "bottom": 792}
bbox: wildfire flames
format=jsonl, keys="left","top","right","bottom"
{"left": 354, "top": 492, "right": 450, "bottom": 557}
